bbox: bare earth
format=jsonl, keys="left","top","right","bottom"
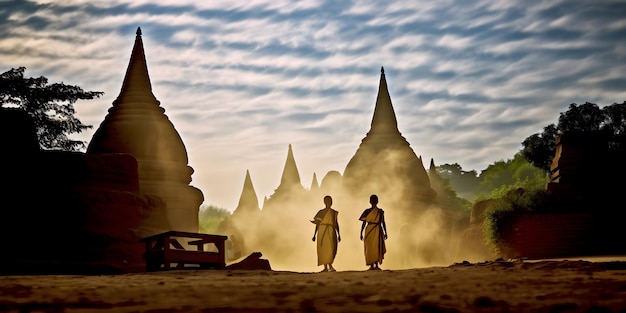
{"left": 2, "top": 260, "right": 626, "bottom": 313}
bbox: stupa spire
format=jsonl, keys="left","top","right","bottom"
{"left": 278, "top": 144, "right": 302, "bottom": 189}
{"left": 367, "top": 66, "right": 400, "bottom": 137}
{"left": 234, "top": 169, "right": 260, "bottom": 215}
{"left": 113, "top": 26, "right": 158, "bottom": 106}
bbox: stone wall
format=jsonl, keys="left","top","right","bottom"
{"left": 499, "top": 213, "right": 626, "bottom": 259}
{"left": 499, "top": 213, "right": 593, "bottom": 259}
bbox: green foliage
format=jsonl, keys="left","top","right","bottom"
{"left": 482, "top": 199, "right": 517, "bottom": 246}
{"left": 476, "top": 152, "right": 548, "bottom": 199}
{"left": 481, "top": 186, "right": 569, "bottom": 248}
{"left": 0, "top": 67, "right": 103, "bottom": 151}
{"left": 482, "top": 189, "right": 535, "bottom": 247}
{"left": 198, "top": 204, "right": 231, "bottom": 234}
{"left": 475, "top": 154, "right": 549, "bottom": 249}
{"left": 435, "top": 157, "right": 546, "bottom": 205}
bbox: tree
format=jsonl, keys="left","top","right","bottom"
{"left": 0, "top": 67, "right": 103, "bottom": 151}
{"left": 521, "top": 101, "right": 626, "bottom": 173}
{"left": 198, "top": 204, "right": 231, "bottom": 234}
{"left": 602, "top": 101, "right": 626, "bottom": 151}
{"left": 433, "top": 174, "right": 472, "bottom": 211}
{"left": 436, "top": 163, "right": 481, "bottom": 200}
{"left": 476, "top": 152, "right": 548, "bottom": 200}
{"left": 521, "top": 124, "right": 558, "bottom": 172}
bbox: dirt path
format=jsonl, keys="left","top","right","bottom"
{"left": 1, "top": 260, "right": 626, "bottom": 312}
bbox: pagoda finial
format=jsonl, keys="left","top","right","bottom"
{"left": 367, "top": 66, "right": 399, "bottom": 136}
{"left": 112, "top": 27, "right": 158, "bottom": 106}
{"left": 278, "top": 144, "right": 302, "bottom": 189}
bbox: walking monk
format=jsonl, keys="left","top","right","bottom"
{"left": 311, "top": 195, "right": 341, "bottom": 272}
{"left": 359, "top": 194, "right": 388, "bottom": 270}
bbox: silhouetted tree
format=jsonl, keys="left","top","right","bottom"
{"left": 0, "top": 67, "right": 103, "bottom": 151}
{"left": 558, "top": 102, "right": 604, "bottom": 132}
{"left": 602, "top": 101, "right": 626, "bottom": 151}
{"left": 521, "top": 124, "right": 558, "bottom": 172}
{"left": 521, "top": 101, "right": 626, "bottom": 172}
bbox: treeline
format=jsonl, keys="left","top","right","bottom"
{"left": 436, "top": 100, "right": 625, "bottom": 205}
{"left": 436, "top": 153, "right": 547, "bottom": 204}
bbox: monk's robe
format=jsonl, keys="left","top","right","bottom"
{"left": 359, "top": 207, "right": 386, "bottom": 266}
{"left": 313, "top": 208, "right": 339, "bottom": 265}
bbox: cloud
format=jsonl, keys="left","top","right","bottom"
{"left": 2, "top": 0, "right": 625, "bottom": 209}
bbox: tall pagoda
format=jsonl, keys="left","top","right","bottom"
{"left": 343, "top": 67, "right": 436, "bottom": 212}
{"left": 87, "top": 27, "right": 203, "bottom": 233}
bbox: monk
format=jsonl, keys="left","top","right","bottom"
{"left": 359, "top": 194, "right": 387, "bottom": 270}
{"left": 311, "top": 195, "right": 341, "bottom": 272}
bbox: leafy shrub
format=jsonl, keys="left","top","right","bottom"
{"left": 198, "top": 204, "right": 231, "bottom": 234}
{"left": 482, "top": 186, "right": 552, "bottom": 246}
{"left": 483, "top": 191, "right": 525, "bottom": 247}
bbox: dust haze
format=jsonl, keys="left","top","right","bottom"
{"left": 214, "top": 147, "right": 484, "bottom": 272}
{"left": 211, "top": 68, "right": 489, "bottom": 272}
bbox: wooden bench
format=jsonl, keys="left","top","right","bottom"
{"left": 140, "top": 231, "right": 228, "bottom": 271}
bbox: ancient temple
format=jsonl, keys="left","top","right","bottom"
{"left": 87, "top": 27, "right": 203, "bottom": 233}
{"left": 216, "top": 169, "right": 262, "bottom": 261}
{"left": 263, "top": 144, "right": 307, "bottom": 211}
{"left": 342, "top": 67, "right": 436, "bottom": 214}
{"left": 251, "top": 144, "right": 313, "bottom": 269}
{"left": 233, "top": 169, "right": 262, "bottom": 217}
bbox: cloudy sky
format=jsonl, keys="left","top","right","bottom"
{"left": 2, "top": 0, "right": 625, "bottom": 210}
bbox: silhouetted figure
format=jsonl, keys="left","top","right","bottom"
{"left": 311, "top": 195, "right": 341, "bottom": 272}
{"left": 359, "top": 194, "right": 387, "bottom": 270}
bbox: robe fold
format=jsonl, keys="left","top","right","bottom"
{"left": 359, "top": 207, "right": 386, "bottom": 266}
{"left": 313, "top": 208, "right": 339, "bottom": 265}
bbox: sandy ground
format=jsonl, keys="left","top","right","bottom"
{"left": 2, "top": 259, "right": 626, "bottom": 313}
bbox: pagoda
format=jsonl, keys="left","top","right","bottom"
{"left": 263, "top": 144, "right": 306, "bottom": 212}
{"left": 233, "top": 169, "right": 262, "bottom": 217}
{"left": 87, "top": 27, "right": 203, "bottom": 233}
{"left": 342, "top": 67, "right": 436, "bottom": 212}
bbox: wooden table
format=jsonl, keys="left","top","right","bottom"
{"left": 140, "top": 231, "right": 228, "bottom": 271}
